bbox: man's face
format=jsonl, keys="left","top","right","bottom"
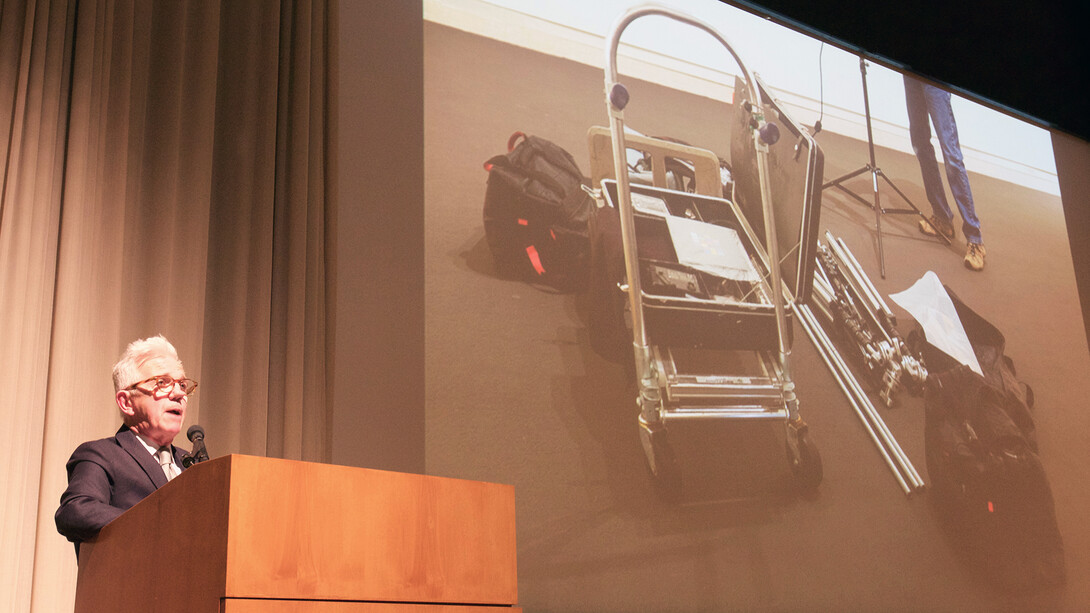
{"left": 116, "top": 357, "right": 188, "bottom": 447}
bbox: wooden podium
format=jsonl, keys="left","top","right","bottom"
{"left": 73, "top": 455, "right": 519, "bottom": 612}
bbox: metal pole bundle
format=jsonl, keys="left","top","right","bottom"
{"left": 797, "top": 304, "right": 925, "bottom": 495}
{"left": 797, "top": 233, "right": 927, "bottom": 495}
{"left": 814, "top": 233, "right": 927, "bottom": 407}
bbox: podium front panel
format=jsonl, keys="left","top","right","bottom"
{"left": 224, "top": 455, "right": 518, "bottom": 605}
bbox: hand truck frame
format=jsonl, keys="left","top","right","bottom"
{"left": 592, "top": 4, "right": 825, "bottom": 498}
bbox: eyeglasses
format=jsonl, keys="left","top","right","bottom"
{"left": 127, "top": 375, "right": 199, "bottom": 397}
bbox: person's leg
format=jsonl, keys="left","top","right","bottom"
{"left": 904, "top": 76, "right": 954, "bottom": 226}
{"left": 923, "top": 84, "right": 983, "bottom": 245}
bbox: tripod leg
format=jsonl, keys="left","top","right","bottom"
{"left": 822, "top": 165, "right": 870, "bottom": 190}
{"left": 827, "top": 167, "right": 878, "bottom": 209}
{"left": 876, "top": 170, "right": 952, "bottom": 246}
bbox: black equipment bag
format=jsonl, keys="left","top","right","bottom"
{"left": 918, "top": 288, "right": 1065, "bottom": 593}
{"left": 482, "top": 132, "right": 593, "bottom": 290}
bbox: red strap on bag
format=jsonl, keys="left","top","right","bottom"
{"left": 483, "top": 132, "right": 528, "bottom": 171}
{"left": 507, "top": 131, "right": 527, "bottom": 152}
{"left": 525, "top": 245, "right": 546, "bottom": 275}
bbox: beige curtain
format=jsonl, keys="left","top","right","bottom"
{"left": 0, "top": 1, "right": 336, "bottom": 611}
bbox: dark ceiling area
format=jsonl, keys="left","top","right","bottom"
{"left": 735, "top": 0, "right": 1090, "bottom": 142}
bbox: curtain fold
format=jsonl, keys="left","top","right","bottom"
{"left": 0, "top": 1, "right": 336, "bottom": 611}
{"left": 265, "top": 0, "right": 333, "bottom": 462}
{"left": 0, "top": 1, "right": 76, "bottom": 610}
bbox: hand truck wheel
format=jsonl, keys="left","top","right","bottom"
{"left": 639, "top": 416, "right": 682, "bottom": 502}
{"left": 786, "top": 425, "right": 823, "bottom": 493}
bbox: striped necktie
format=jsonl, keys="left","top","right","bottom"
{"left": 157, "top": 447, "right": 176, "bottom": 481}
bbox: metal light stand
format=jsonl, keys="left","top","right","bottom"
{"left": 822, "top": 57, "right": 949, "bottom": 278}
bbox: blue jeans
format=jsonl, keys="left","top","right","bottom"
{"left": 904, "top": 76, "right": 982, "bottom": 244}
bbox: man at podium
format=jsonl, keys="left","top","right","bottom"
{"left": 55, "top": 335, "right": 195, "bottom": 550}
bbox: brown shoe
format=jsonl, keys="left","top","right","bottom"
{"left": 964, "top": 242, "right": 986, "bottom": 271}
{"left": 919, "top": 215, "right": 955, "bottom": 240}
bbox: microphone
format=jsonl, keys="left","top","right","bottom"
{"left": 182, "top": 425, "right": 210, "bottom": 468}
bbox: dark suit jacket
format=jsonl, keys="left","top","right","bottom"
{"left": 55, "top": 425, "right": 189, "bottom": 546}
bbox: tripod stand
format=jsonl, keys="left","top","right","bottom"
{"left": 822, "top": 57, "right": 950, "bottom": 278}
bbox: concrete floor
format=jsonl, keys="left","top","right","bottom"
{"left": 423, "top": 22, "right": 1090, "bottom": 612}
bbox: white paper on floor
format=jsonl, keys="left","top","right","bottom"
{"left": 889, "top": 270, "right": 982, "bottom": 376}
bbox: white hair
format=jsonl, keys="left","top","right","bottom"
{"left": 112, "top": 335, "right": 183, "bottom": 392}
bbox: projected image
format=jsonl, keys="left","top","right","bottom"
{"left": 424, "top": 0, "right": 1087, "bottom": 610}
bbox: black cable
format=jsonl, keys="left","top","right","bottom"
{"left": 814, "top": 42, "right": 825, "bottom": 135}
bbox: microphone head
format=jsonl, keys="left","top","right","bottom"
{"left": 187, "top": 425, "right": 205, "bottom": 442}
